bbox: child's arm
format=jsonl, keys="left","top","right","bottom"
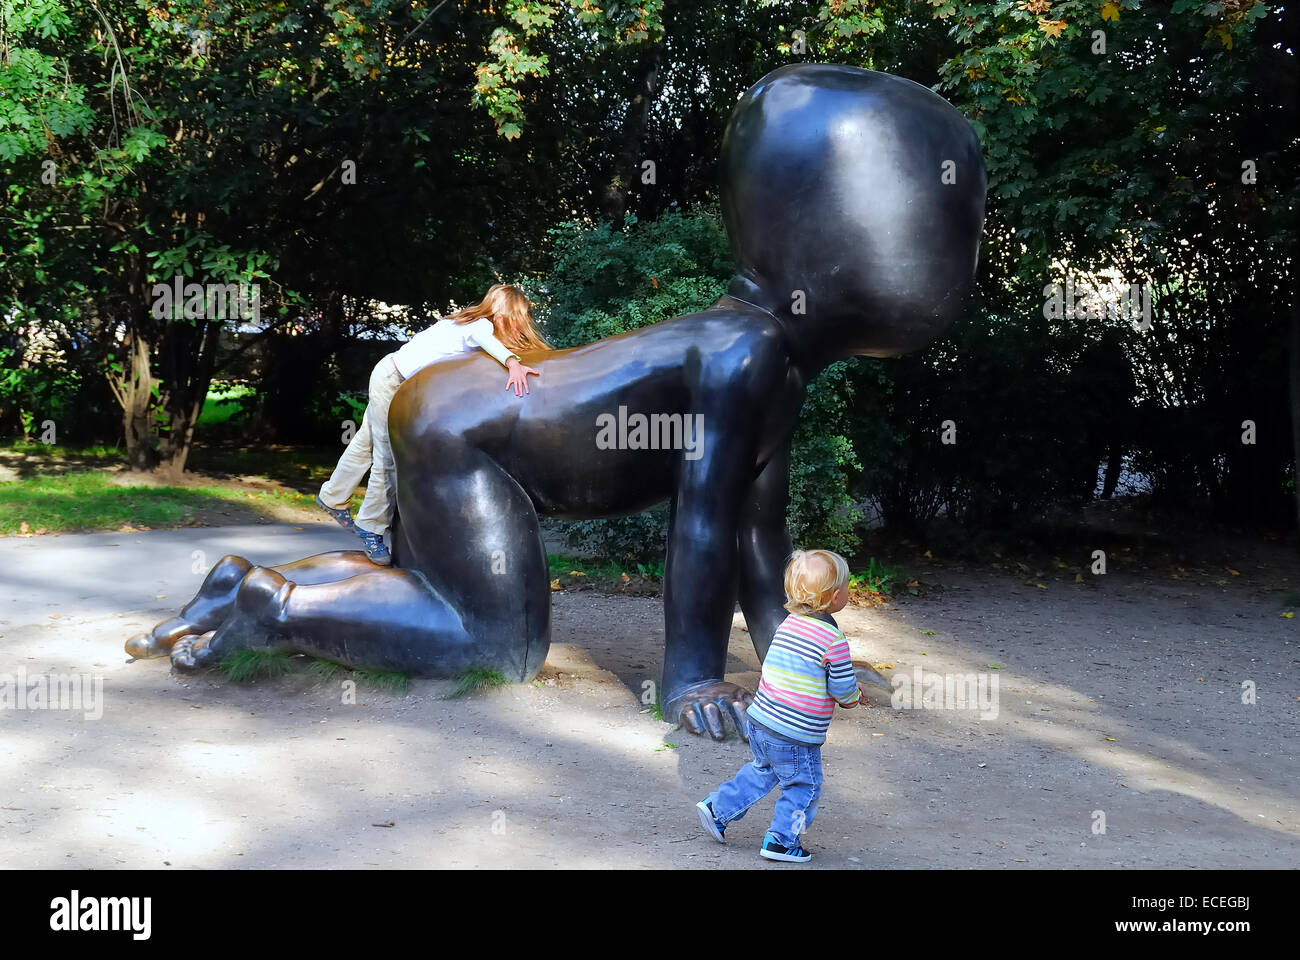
{"left": 466, "top": 317, "right": 539, "bottom": 396}
{"left": 824, "top": 633, "right": 863, "bottom": 707}
{"left": 465, "top": 317, "right": 520, "bottom": 366}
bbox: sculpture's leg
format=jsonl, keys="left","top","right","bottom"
{"left": 737, "top": 438, "right": 795, "bottom": 662}
{"left": 169, "top": 565, "right": 476, "bottom": 674}
{"left": 126, "top": 551, "right": 374, "bottom": 659}
{"left": 389, "top": 439, "right": 551, "bottom": 682}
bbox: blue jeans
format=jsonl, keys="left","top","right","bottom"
{"left": 710, "top": 719, "right": 823, "bottom": 848}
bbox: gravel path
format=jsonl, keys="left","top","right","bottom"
{"left": 1, "top": 525, "right": 1296, "bottom": 868}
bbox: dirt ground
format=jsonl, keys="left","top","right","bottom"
{"left": 2, "top": 530, "right": 1297, "bottom": 869}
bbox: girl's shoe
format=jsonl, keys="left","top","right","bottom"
{"left": 759, "top": 833, "right": 812, "bottom": 862}
{"left": 357, "top": 530, "right": 392, "bottom": 566}
{"left": 696, "top": 799, "right": 726, "bottom": 842}
{"left": 316, "top": 495, "right": 358, "bottom": 533}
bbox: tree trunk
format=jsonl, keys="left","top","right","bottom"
{"left": 156, "top": 319, "right": 221, "bottom": 479}
{"left": 599, "top": 32, "right": 669, "bottom": 225}
{"left": 107, "top": 329, "right": 158, "bottom": 471}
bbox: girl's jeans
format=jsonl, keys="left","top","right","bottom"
{"left": 710, "top": 718, "right": 823, "bottom": 848}
{"left": 318, "top": 353, "right": 404, "bottom": 536}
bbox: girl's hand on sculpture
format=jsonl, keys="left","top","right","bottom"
{"left": 505, "top": 357, "right": 540, "bottom": 397}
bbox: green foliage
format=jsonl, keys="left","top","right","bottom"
{"left": 537, "top": 207, "right": 733, "bottom": 347}
{"left": 849, "top": 557, "right": 904, "bottom": 596}
{"left": 219, "top": 649, "right": 295, "bottom": 683}
{"left": 306, "top": 658, "right": 348, "bottom": 683}
{"left": 449, "top": 668, "right": 509, "bottom": 699}
{"left": 354, "top": 667, "right": 411, "bottom": 694}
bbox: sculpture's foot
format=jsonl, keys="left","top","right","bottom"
{"left": 169, "top": 567, "right": 291, "bottom": 673}
{"left": 170, "top": 632, "right": 218, "bottom": 672}
{"left": 126, "top": 554, "right": 257, "bottom": 660}
{"left": 668, "top": 681, "right": 754, "bottom": 741}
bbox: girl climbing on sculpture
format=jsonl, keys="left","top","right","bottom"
{"left": 316, "top": 283, "right": 547, "bottom": 564}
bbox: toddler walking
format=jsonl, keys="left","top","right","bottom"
{"left": 696, "top": 549, "right": 866, "bottom": 862}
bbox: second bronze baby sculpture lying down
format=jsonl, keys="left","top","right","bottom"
{"left": 126, "top": 62, "right": 986, "bottom": 741}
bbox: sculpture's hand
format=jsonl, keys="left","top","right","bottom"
{"left": 505, "top": 358, "right": 540, "bottom": 396}
{"left": 671, "top": 681, "right": 754, "bottom": 741}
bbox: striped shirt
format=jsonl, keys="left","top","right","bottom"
{"left": 746, "top": 611, "right": 861, "bottom": 745}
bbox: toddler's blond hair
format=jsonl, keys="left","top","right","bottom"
{"left": 782, "top": 549, "right": 849, "bottom": 615}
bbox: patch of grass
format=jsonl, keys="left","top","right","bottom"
{"left": 0, "top": 469, "right": 317, "bottom": 534}
{"left": 4, "top": 441, "right": 124, "bottom": 460}
{"left": 220, "top": 649, "right": 296, "bottom": 683}
{"left": 197, "top": 383, "right": 258, "bottom": 427}
{"left": 306, "top": 659, "right": 348, "bottom": 682}
{"left": 186, "top": 443, "right": 344, "bottom": 490}
{"left": 546, "top": 553, "right": 664, "bottom": 590}
{"left": 355, "top": 667, "right": 411, "bottom": 694}
{"left": 448, "top": 667, "right": 509, "bottom": 699}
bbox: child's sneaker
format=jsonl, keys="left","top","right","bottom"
{"left": 760, "top": 833, "right": 812, "bottom": 862}
{"left": 358, "top": 529, "right": 392, "bottom": 566}
{"left": 316, "top": 495, "right": 358, "bottom": 533}
{"left": 696, "top": 799, "right": 726, "bottom": 842}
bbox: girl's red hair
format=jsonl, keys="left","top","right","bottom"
{"left": 448, "top": 283, "right": 549, "bottom": 355}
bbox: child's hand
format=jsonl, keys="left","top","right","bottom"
{"left": 840, "top": 681, "right": 869, "bottom": 709}
{"left": 505, "top": 358, "right": 540, "bottom": 396}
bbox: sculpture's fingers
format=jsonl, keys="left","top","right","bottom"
{"left": 728, "top": 699, "right": 749, "bottom": 738}
{"left": 700, "top": 701, "right": 727, "bottom": 741}
{"left": 680, "top": 704, "right": 706, "bottom": 737}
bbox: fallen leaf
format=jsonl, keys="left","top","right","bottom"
{"left": 1105, "top": 737, "right": 1117, "bottom": 742}
{"left": 549, "top": 578, "right": 561, "bottom": 591}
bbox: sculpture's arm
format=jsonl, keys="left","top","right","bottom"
{"left": 737, "top": 437, "right": 795, "bottom": 663}
{"left": 660, "top": 378, "right": 771, "bottom": 739}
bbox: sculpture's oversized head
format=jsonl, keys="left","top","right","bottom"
{"left": 720, "top": 63, "right": 986, "bottom": 359}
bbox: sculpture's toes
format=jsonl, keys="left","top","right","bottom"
{"left": 170, "top": 632, "right": 217, "bottom": 673}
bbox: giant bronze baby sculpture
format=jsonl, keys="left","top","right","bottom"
{"left": 126, "top": 63, "right": 986, "bottom": 740}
